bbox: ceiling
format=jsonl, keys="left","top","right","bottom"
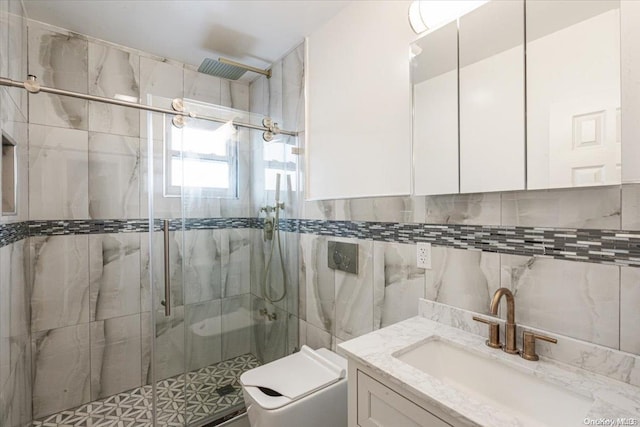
{"left": 22, "top": 0, "right": 350, "bottom": 81}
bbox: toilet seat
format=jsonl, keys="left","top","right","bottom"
{"left": 240, "top": 346, "right": 346, "bottom": 410}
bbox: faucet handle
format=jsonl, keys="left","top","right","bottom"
{"left": 521, "top": 331, "right": 557, "bottom": 361}
{"left": 472, "top": 316, "right": 502, "bottom": 349}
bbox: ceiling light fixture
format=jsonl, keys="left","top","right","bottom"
{"left": 408, "top": 0, "right": 489, "bottom": 34}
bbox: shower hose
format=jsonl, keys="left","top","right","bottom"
{"left": 261, "top": 205, "right": 287, "bottom": 303}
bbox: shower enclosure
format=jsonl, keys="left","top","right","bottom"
{"left": 143, "top": 95, "right": 300, "bottom": 426}
{"left": 0, "top": 67, "right": 300, "bottom": 426}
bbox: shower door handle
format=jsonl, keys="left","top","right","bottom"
{"left": 162, "top": 219, "right": 171, "bottom": 317}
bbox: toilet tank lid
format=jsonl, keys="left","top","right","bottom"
{"left": 240, "top": 346, "right": 346, "bottom": 408}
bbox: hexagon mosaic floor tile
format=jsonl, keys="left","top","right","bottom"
{"left": 32, "top": 354, "right": 260, "bottom": 427}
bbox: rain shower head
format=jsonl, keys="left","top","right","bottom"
{"left": 198, "top": 57, "right": 271, "bottom": 80}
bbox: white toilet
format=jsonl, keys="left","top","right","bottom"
{"left": 240, "top": 345, "right": 348, "bottom": 427}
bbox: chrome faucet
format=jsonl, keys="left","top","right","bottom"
{"left": 490, "top": 288, "right": 519, "bottom": 354}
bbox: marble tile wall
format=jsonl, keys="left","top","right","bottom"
{"left": 0, "top": 2, "right": 30, "bottom": 426}
{"left": 248, "top": 45, "right": 304, "bottom": 361}
{"left": 296, "top": 185, "right": 640, "bottom": 357}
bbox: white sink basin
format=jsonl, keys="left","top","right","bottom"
{"left": 393, "top": 338, "right": 593, "bottom": 427}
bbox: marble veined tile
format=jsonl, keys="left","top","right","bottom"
{"left": 621, "top": 267, "right": 640, "bottom": 354}
{"left": 181, "top": 229, "right": 222, "bottom": 305}
{"left": 284, "top": 231, "right": 300, "bottom": 318}
{"left": 186, "top": 300, "right": 221, "bottom": 371}
{"left": 29, "top": 124, "right": 89, "bottom": 220}
{"left": 418, "top": 192, "right": 501, "bottom": 226}
{"left": 425, "top": 247, "right": 500, "bottom": 315}
{"left": 32, "top": 324, "right": 90, "bottom": 419}
{"left": 30, "top": 236, "right": 90, "bottom": 332}
{"left": 373, "top": 242, "right": 426, "bottom": 329}
{"left": 28, "top": 24, "right": 88, "bottom": 130}
{"left": 0, "top": 1, "right": 9, "bottom": 79}
{"left": 0, "top": 241, "right": 28, "bottom": 339}
{"left": 88, "top": 132, "right": 140, "bottom": 219}
{"left": 140, "top": 230, "right": 183, "bottom": 312}
{"left": 144, "top": 306, "right": 185, "bottom": 382}
{"left": 253, "top": 228, "right": 287, "bottom": 313}
{"left": 90, "top": 314, "right": 142, "bottom": 400}
{"left": 139, "top": 57, "right": 183, "bottom": 140}
{"left": 221, "top": 80, "right": 249, "bottom": 111}
{"left": 249, "top": 229, "right": 266, "bottom": 300}
{"left": 622, "top": 184, "right": 640, "bottom": 230}
{"left": 265, "top": 61, "right": 283, "bottom": 124}
{"left": 0, "top": 334, "right": 31, "bottom": 427}
{"left": 88, "top": 42, "right": 140, "bottom": 137}
{"left": 336, "top": 197, "right": 414, "bottom": 223}
{"left": 501, "top": 254, "right": 620, "bottom": 349}
{"left": 287, "top": 313, "right": 299, "bottom": 354}
{"left": 301, "top": 200, "right": 335, "bottom": 220}
{"left": 301, "top": 234, "right": 335, "bottom": 334}
{"left": 502, "top": 186, "right": 621, "bottom": 229}
{"left": 7, "top": 0, "right": 27, "bottom": 117}
{"left": 184, "top": 68, "right": 222, "bottom": 106}
{"left": 221, "top": 295, "right": 251, "bottom": 360}
{"left": 334, "top": 237, "right": 374, "bottom": 341}
{"left": 221, "top": 229, "right": 250, "bottom": 298}
{"left": 249, "top": 74, "right": 267, "bottom": 116}
{"left": 304, "top": 322, "right": 333, "bottom": 351}
{"left": 282, "top": 43, "right": 305, "bottom": 132}
{"left": 250, "top": 296, "right": 287, "bottom": 364}
{"left": 89, "top": 234, "right": 141, "bottom": 321}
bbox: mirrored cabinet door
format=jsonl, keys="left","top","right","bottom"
{"left": 526, "top": 0, "right": 621, "bottom": 189}
{"left": 459, "top": 0, "right": 525, "bottom": 193}
{"left": 412, "top": 21, "right": 459, "bottom": 196}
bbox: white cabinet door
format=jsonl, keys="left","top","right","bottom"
{"left": 306, "top": 1, "right": 414, "bottom": 200}
{"left": 459, "top": 0, "right": 525, "bottom": 193}
{"left": 412, "top": 22, "right": 459, "bottom": 196}
{"left": 356, "top": 372, "right": 452, "bottom": 427}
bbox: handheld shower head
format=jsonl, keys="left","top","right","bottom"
{"left": 275, "top": 173, "right": 281, "bottom": 204}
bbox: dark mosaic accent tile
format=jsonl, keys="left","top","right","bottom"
{"left": 288, "top": 219, "right": 640, "bottom": 268}
{"left": 0, "top": 221, "right": 29, "bottom": 246}
{"left": 28, "top": 219, "right": 151, "bottom": 236}
{"left": 5, "top": 216, "right": 640, "bottom": 267}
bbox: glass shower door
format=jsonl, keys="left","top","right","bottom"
{"left": 146, "top": 95, "right": 298, "bottom": 426}
{"left": 145, "top": 99, "right": 188, "bottom": 426}
{"left": 178, "top": 100, "right": 258, "bottom": 425}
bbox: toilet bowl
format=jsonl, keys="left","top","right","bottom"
{"left": 239, "top": 345, "right": 348, "bottom": 427}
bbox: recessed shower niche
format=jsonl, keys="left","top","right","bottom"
{"left": 2, "top": 131, "right": 17, "bottom": 215}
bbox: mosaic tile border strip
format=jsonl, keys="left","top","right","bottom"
{"left": 32, "top": 353, "right": 259, "bottom": 427}
{"left": 25, "top": 218, "right": 257, "bottom": 236}
{"left": 3, "top": 217, "right": 640, "bottom": 267}
{"left": 290, "top": 219, "right": 640, "bottom": 267}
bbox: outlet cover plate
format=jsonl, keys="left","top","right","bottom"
{"left": 417, "top": 242, "right": 432, "bottom": 269}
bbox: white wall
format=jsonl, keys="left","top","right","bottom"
{"left": 306, "top": 0, "right": 414, "bottom": 200}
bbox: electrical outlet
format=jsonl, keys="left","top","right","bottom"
{"left": 417, "top": 242, "right": 432, "bottom": 269}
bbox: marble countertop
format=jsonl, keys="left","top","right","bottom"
{"left": 338, "top": 315, "right": 640, "bottom": 427}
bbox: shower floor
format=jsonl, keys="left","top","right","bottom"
{"left": 32, "top": 353, "right": 260, "bottom": 427}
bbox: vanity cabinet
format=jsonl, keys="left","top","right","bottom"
{"left": 356, "top": 371, "right": 452, "bottom": 427}
{"left": 348, "top": 361, "right": 459, "bottom": 427}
